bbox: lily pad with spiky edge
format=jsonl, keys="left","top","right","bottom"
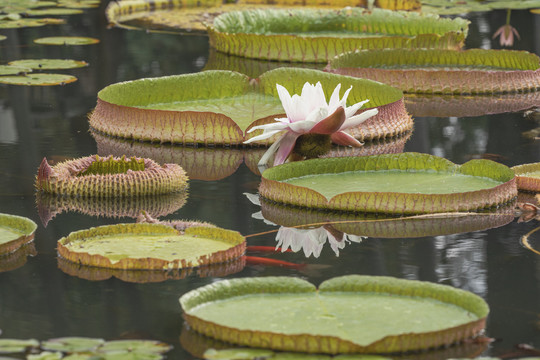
{"left": 0, "top": 73, "right": 77, "bottom": 86}
{"left": 8, "top": 59, "right": 88, "bottom": 70}
{"left": 0, "top": 213, "right": 37, "bottom": 255}
{"left": 259, "top": 153, "right": 517, "bottom": 215}
{"left": 512, "top": 163, "right": 540, "bottom": 192}
{"left": 89, "top": 68, "right": 412, "bottom": 146}
{"left": 404, "top": 92, "right": 540, "bottom": 118}
{"left": 35, "top": 155, "right": 188, "bottom": 197}
{"left": 58, "top": 223, "right": 246, "bottom": 270}
{"left": 180, "top": 275, "right": 489, "bottom": 354}
{"left": 259, "top": 199, "right": 515, "bottom": 239}
{"left": 34, "top": 36, "right": 100, "bottom": 45}
{"left": 208, "top": 8, "right": 468, "bottom": 63}
{"left": 326, "top": 49, "right": 540, "bottom": 94}
{"left": 0, "top": 339, "right": 40, "bottom": 354}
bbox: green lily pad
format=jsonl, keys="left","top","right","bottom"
{"left": 512, "top": 163, "right": 540, "bottom": 192}
{"left": 209, "top": 8, "right": 468, "bottom": 62}
{"left": 0, "top": 18, "right": 64, "bottom": 28}
{"left": 0, "top": 338, "right": 39, "bottom": 354}
{"left": 0, "top": 213, "right": 37, "bottom": 255}
{"left": 0, "top": 73, "right": 77, "bottom": 86}
{"left": 204, "top": 348, "right": 275, "bottom": 360}
{"left": 35, "top": 155, "right": 188, "bottom": 197}
{"left": 8, "top": 59, "right": 88, "bottom": 70}
{"left": 58, "top": 0, "right": 101, "bottom": 9}
{"left": 327, "top": 49, "right": 540, "bottom": 94}
{"left": 0, "top": 35, "right": 6, "bottom": 41}
{"left": 34, "top": 36, "right": 100, "bottom": 45}
{"left": 89, "top": 68, "right": 412, "bottom": 145}
{"left": 98, "top": 340, "right": 172, "bottom": 354}
{"left": 0, "top": 65, "right": 32, "bottom": 76}
{"left": 259, "top": 153, "right": 517, "bottom": 214}
{"left": 180, "top": 275, "right": 489, "bottom": 354}
{"left": 28, "top": 352, "right": 63, "bottom": 360}
{"left": 57, "top": 223, "right": 246, "bottom": 270}
{"left": 41, "top": 337, "right": 105, "bottom": 353}
{"left": 25, "top": 8, "right": 83, "bottom": 15}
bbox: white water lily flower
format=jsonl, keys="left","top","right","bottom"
{"left": 244, "top": 81, "right": 379, "bottom": 166}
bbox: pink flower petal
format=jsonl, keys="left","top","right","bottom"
{"left": 330, "top": 131, "right": 364, "bottom": 147}
{"left": 309, "top": 107, "right": 346, "bottom": 134}
{"left": 273, "top": 132, "right": 300, "bottom": 166}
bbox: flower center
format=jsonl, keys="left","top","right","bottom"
{"left": 293, "top": 133, "right": 332, "bottom": 159}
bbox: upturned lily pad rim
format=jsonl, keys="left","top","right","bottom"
{"left": 0, "top": 213, "right": 38, "bottom": 255}
{"left": 259, "top": 152, "right": 517, "bottom": 214}
{"left": 91, "top": 68, "right": 408, "bottom": 146}
{"left": 180, "top": 275, "right": 489, "bottom": 354}
{"left": 511, "top": 162, "right": 540, "bottom": 192}
{"left": 57, "top": 223, "right": 246, "bottom": 270}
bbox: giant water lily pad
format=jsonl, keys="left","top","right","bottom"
{"left": 259, "top": 153, "right": 517, "bottom": 214}
{"left": 0, "top": 73, "right": 77, "bottom": 86}
{"left": 512, "top": 163, "right": 540, "bottom": 192}
{"left": 58, "top": 223, "right": 246, "bottom": 270}
{"left": 180, "top": 275, "right": 489, "bottom": 354}
{"left": 89, "top": 68, "right": 412, "bottom": 145}
{"left": 0, "top": 213, "right": 37, "bottom": 255}
{"left": 326, "top": 49, "right": 540, "bottom": 94}
{"left": 35, "top": 155, "right": 188, "bottom": 197}
{"left": 8, "top": 59, "right": 88, "bottom": 70}
{"left": 208, "top": 8, "right": 468, "bottom": 63}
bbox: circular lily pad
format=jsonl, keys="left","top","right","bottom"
{"left": 34, "top": 36, "right": 100, "bottom": 45}
{"left": 57, "top": 223, "right": 246, "bottom": 270}
{"left": 8, "top": 59, "right": 88, "bottom": 70}
{"left": 41, "top": 337, "right": 105, "bottom": 353}
{"left": 326, "top": 49, "right": 540, "bottom": 94}
{"left": 0, "top": 213, "right": 37, "bottom": 255}
{"left": 25, "top": 8, "right": 83, "bottom": 15}
{"left": 208, "top": 8, "right": 468, "bottom": 63}
{"left": 180, "top": 275, "right": 489, "bottom": 354}
{"left": 0, "top": 338, "right": 39, "bottom": 354}
{"left": 259, "top": 153, "right": 517, "bottom": 214}
{"left": 35, "top": 155, "right": 188, "bottom": 197}
{"left": 89, "top": 68, "right": 412, "bottom": 145}
{"left": 512, "top": 162, "right": 540, "bottom": 192}
{"left": 0, "top": 73, "right": 77, "bottom": 86}
{"left": 98, "top": 340, "right": 172, "bottom": 354}
{"left": 0, "top": 65, "right": 32, "bottom": 75}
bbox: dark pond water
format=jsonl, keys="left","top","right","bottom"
{"left": 0, "top": 4, "right": 539, "bottom": 359}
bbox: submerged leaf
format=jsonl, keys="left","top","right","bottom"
{"left": 180, "top": 276, "right": 489, "bottom": 354}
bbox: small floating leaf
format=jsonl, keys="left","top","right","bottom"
{"left": 180, "top": 276, "right": 489, "bottom": 354}
{"left": 34, "top": 36, "right": 100, "bottom": 45}
{"left": 58, "top": 223, "right": 246, "bottom": 270}
{"left": 0, "top": 35, "right": 6, "bottom": 41}
{"left": 27, "top": 352, "right": 62, "bottom": 360}
{"left": 259, "top": 153, "right": 517, "bottom": 214}
{"left": 0, "top": 65, "right": 32, "bottom": 75}
{"left": 8, "top": 59, "right": 88, "bottom": 70}
{"left": 0, "top": 213, "right": 37, "bottom": 255}
{"left": 41, "top": 337, "right": 105, "bottom": 353}
{"left": 0, "top": 73, "right": 77, "bottom": 86}
{"left": 204, "top": 348, "right": 274, "bottom": 360}
{"left": 0, "top": 339, "right": 39, "bottom": 354}
{"left": 25, "top": 8, "right": 83, "bottom": 15}
{"left": 98, "top": 340, "right": 172, "bottom": 354}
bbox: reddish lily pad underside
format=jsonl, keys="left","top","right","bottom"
{"left": 404, "top": 92, "right": 540, "bottom": 118}
{"left": 57, "top": 223, "right": 246, "bottom": 270}
{"left": 512, "top": 162, "right": 540, "bottom": 192}
{"left": 180, "top": 275, "right": 489, "bottom": 354}
{"left": 209, "top": 8, "right": 468, "bottom": 63}
{"left": 326, "top": 49, "right": 540, "bottom": 94}
{"left": 35, "top": 155, "right": 188, "bottom": 197}
{"left": 89, "top": 68, "right": 412, "bottom": 146}
{"left": 259, "top": 153, "right": 517, "bottom": 215}
{"left": 0, "top": 213, "right": 37, "bottom": 255}
{"left": 260, "top": 199, "right": 515, "bottom": 239}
